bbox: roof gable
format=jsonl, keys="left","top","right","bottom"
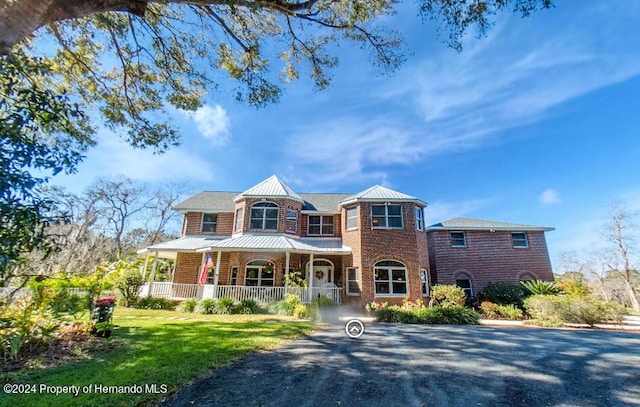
{"left": 340, "top": 185, "right": 426, "bottom": 206}
{"left": 234, "top": 175, "right": 303, "bottom": 203}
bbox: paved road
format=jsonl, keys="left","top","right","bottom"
{"left": 165, "top": 323, "right": 640, "bottom": 407}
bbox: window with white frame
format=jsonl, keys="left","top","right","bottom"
{"left": 346, "top": 206, "right": 357, "bottom": 230}
{"left": 415, "top": 207, "right": 424, "bottom": 231}
{"left": 285, "top": 209, "right": 298, "bottom": 233}
{"left": 308, "top": 215, "right": 334, "bottom": 235}
{"left": 201, "top": 213, "right": 217, "bottom": 233}
{"left": 346, "top": 267, "right": 361, "bottom": 295}
{"left": 512, "top": 232, "right": 529, "bottom": 248}
{"left": 450, "top": 232, "right": 466, "bottom": 247}
{"left": 374, "top": 260, "right": 407, "bottom": 296}
{"left": 371, "top": 204, "right": 403, "bottom": 228}
{"left": 234, "top": 208, "right": 244, "bottom": 233}
{"left": 456, "top": 279, "right": 472, "bottom": 300}
{"left": 230, "top": 266, "right": 238, "bottom": 285}
{"left": 245, "top": 260, "right": 275, "bottom": 286}
{"left": 250, "top": 202, "right": 279, "bottom": 230}
{"left": 420, "top": 269, "right": 429, "bottom": 297}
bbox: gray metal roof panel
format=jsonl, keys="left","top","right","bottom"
{"left": 235, "top": 175, "right": 304, "bottom": 202}
{"left": 427, "top": 217, "right": 554, "bottom": 232}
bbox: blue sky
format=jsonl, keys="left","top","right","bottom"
{"left": 52, "top": 1, "right": 640, "bottom": 270}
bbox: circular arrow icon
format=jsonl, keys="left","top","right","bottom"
{"left": 345, "top": 319, "right": 365, "bottom": 338}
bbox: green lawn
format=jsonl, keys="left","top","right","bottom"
{"left": 1, "top": 308, "right": 314, "bottom": 406}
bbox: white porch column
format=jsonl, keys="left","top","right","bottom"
{"left": 213, "top": 251, "right": 222, "bottom": 299}
{"left": 284, "top": 251, "right": 290, "bottom": 295}
{"left": 308, "top": 253, "right": 314, "bottom": 303}
{"left": 148, "top": 250, "right": 159, "bottom": 298}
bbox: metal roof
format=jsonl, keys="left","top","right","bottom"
{"left": 138, "top": 236, "right": 227, "bottom": 259}
{"left": 427, "top": 218, "right": 554, "bottom": 232}
{"left": 234, "top": 175, "right": 304, "bottom": 203}
{"left": 340, "top": 185, "right": 426, "bottom": 206}
{"left": 200, "top": 234, "right": 351, "bottom": 254}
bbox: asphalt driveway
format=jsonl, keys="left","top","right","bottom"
{"left": 165, "top": 323, "right": 640, "bottom": 407}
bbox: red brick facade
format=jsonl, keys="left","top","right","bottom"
{"left": 163, "top": 177, "right": 554, "bottom": 307}
{"left": 427, "top": 230, "right": 554, "bottom": 297}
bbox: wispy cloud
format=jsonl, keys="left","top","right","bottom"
{"left": 182, "top": 104, "right": 231, "bottom": 146}
{"left": 540, "top": 189, "right": 561, "bottom": 205}
{"left": 284, "top": 4, "right": 640, "bottom": 188}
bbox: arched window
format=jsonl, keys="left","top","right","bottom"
{"left": 245, "top": 260, "right": 275, "bottom": 286}
{"left": 250, "top": 202, "right": 279, "bottom": 230}
{"left": 374, "top": 260, "right": 407, "bottom": 296}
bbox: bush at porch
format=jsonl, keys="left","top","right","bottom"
{"left": 133, "top": 297, "right": 181, "bottom": 311}
{"left": 196, "top": 298, "right": 262, "bottom": 315}
{"left": 366, "top": 301, "right": 480, "bottom": 325}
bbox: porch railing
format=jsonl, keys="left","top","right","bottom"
{"left": 143, "top": 283, "right": 342, "bottom": 304}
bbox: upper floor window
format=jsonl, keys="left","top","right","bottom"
{"left": 415, "top": 207, "right": 424, "bottom": 231}
{"left": 451, "top": 232, "right": 466, "bottom": 247}
{"left": 202, "top": 213, "right": 217, "bottom": 233}
{"left": 345, "top": 206, "right": 357, "bottom": 230}
{"left": 512, "top": 232, "right": 529, "bottom": 248}
{"left": 374, "top": 260, "right": 407, "bottom": 296}
{"left": 308, "top": 215, "right": 334, "bottom": 235}
{"left": 371, "top": 204, "right": 403, "bottom": 228}
{"left": 234, "top": 208, "right": 244, "bottom": 233}
{"left": 250, "top": 202, "right": 278, "bottom": 230}
{"left": 286, "top": 209, "right": 298, "bottom": 233}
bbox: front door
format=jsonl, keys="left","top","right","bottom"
{"left": 312, "top": 265, "right": 331, "bottom": 287}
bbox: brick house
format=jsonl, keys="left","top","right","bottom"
{"left": 427, "top": 218, "right": 555, "bottom": 298}
{"left": 141, "top": 175, "right": 553, "bottom": 306}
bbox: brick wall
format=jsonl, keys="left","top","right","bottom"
{"left": 341, "top": 202, "right": 429, "bottom": 307}
{"left": 234, "top": 198, "right": 303, "bottom": 235}
{"left": 427, "top": 230, "right": 554, "bottom": 297}
{"left": 181, "top": 212, "right": 234, "bottom": 236}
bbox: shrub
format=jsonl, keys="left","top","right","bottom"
{"left": 199, "top": 299, "right": 217, "bottom": 314}
{"left": 368, "top": 302, "right": 480, "bottom": 325}
{"left": 181, "top": 298, "right": 198, "bottom": 313}
{"left": 524, "top": 295, "right": 625, "bottom": 327}
{"left": 521, "top": 280, "right": 559, "bottom": 296}
{"left": 430, "top": 285, "right": 467, "bottom": 308}
{"left": 497, "top": 304, "right": 524, "bottom": 320}
{"left": 134, "top": 297, "right": 180, "bottom": 310}
{"left": 479, "top": 301, "right": 500, "bottom": 319}
{"left": 293, "top": 304, "right": 310, "bottom": 319}
{"left": 236, "top": 299, "right": 259, "bottom": 315}
{"left": 214, "top": 297, "right": 236, "bottom": 314}
{"left": 116, "top": 271, "right": 145, "bottom": 307}
{"left": 556, "top": 278, "right": 591, "bottom": 297}
{"left": 273, "top": 294, "right": 301, "bottom": 316}
{"left": 480, "top": 283, "right": 530, "bottom": 306}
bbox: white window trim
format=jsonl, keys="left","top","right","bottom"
{"left": 512, "top": 232, "right": 529, "bottom": 248}
{"left": 345, "top": 206, "right": 358, "bottom": 230}
{"left": 373, "top": 260, "right": 408, "bottom": 297}
{"left": 308, "top": 215, "right": 334, "bottom": 236}
{"left": 245, "top": 260, "right": 275, "bottom": 287}
{"left": 201, "top": 213, "right": 217, "bottom": 233}
{"left": 250, "top": 201, "right": 279, "bottom": 231}
{"left": 450, "top": 231, "right": 467, "bottom": 248}
{"left": 371, "top": 204, "right": 404, "bottom": 229}
{"left": 346, "top": 267, "right": 361, "bottom": 296}
{"left": 420, "top": 269, "right": 429, "bottom": 297}
{"left": 415, "top": 207, "right": 424, "bottom": 231}
{"left": 456, "top": 278, "right": 473, "bottom": 299}
{"left": 234, "top": 208, "right": 244, "bottom": 233}
{"left": 286, "top": 209, "right": 298, "bottom": 234}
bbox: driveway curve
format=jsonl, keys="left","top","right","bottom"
{"left": 164, "top": 324, "right": 640, "bottom": 407}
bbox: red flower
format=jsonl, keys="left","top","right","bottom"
{"left": 95, "top": 296, "right": 116, "bottom": 307}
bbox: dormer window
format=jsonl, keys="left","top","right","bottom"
{"left": 250, "top": 202, "right": 279, "bottom": 230}
{"left": 371, "top": 204, "right": 403, "bottom": 229}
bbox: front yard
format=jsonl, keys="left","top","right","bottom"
{"left": 0, "top": 308, "right": 314, "bottom": 407}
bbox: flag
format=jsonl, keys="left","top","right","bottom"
{"left": 199, "top": 253, "right": 213, "bottom": 286}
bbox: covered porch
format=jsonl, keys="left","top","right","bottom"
{"left": 139, "top": 234, "right": 351, "bottom": 304}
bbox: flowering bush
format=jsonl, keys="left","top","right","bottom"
{"left": 95, "top": 296, "right": 116, "bottom": 308}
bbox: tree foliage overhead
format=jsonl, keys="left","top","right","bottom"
{"left": 0, "top": 0, "right": 555, "bottom": 151}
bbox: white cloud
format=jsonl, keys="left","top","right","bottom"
{"left": 282, "top": 4, "right": 640, "bottom": 188}
{"left": 184, "top": 104, "right": 231, "bottom": 146}
{"left": 540, "top": 189, "right": 561, "bottom": 205}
